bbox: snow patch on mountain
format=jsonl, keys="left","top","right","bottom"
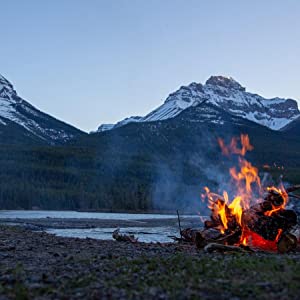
{"left": 0, "top": 74, "right": 83, "bottom": 143}
{"left": 97, "top": 124, "right": 115, "bottom": 132}
{"left": 97, "top": 76, "right": 300, "bottom": 132}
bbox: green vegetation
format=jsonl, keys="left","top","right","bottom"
{"left": 2, "top": 253, "right": 300, "bottom": 299}
{"left": 102, "top": 253, "right": 300, "bottom": 299}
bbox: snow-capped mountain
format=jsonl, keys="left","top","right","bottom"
{"left": 0, "top": 74, "right": 84, "bottom": 144}
{"left": 97, "top": 76, "right": 300, "bottom": 132}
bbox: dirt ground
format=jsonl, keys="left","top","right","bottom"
{"left": 0, "top": 225, "right": 300, "bottom": 299}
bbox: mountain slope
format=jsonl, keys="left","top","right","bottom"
{"left": 281, "top": 116, "right": 300, "bottom": 136}
{"left": 97, "top": 76, "right": 300, "bottom": 132}
{"left": 1, "top": 99, "right": 300, "bottom": 210}
{"left": 72, "top": 100, "right": 300, "bottom": 211}
{"left": 0, "top": 74, "right": 85, "bottom": 145}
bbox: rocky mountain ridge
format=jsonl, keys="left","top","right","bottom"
{"left": 0, "top": 74, "right": 85, "bottom": 144}
{"left": 97, "top": 76, "right": 300, "bottom": 132}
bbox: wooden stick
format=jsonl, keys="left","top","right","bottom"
{"left": 289, "top": 194, "right": 300, "bottom": 200}
{"left": 176, "top": 210, "right": 182, "bottom": 239}
{"left": 286, "top": 184, "right": 300, "bottom": 193}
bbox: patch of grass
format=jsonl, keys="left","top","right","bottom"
{"left": 2, "top": 264, "right": 30, "bottom": 300}
{"left": 101, "top": 253, "right": 300, "bottom": 299}
{"left": 65, "top": 274, "right": 97, "bottom": 290}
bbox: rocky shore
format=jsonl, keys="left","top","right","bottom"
{"left": 0, "top": 225, "right": 300, "bottom": 299}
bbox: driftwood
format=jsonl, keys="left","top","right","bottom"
{"left": 112, "top": 228, "right": 138, "bottom": 243}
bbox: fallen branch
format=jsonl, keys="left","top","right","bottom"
{"left": 286, "top": 184, "right": 300, "bottom": 193}
{"left": 289, "top": 194, "right": 300, "bottom": 200}
{"left": 204, "top": 243, "right": 248, "bottom": 253}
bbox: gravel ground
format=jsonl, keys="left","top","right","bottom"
{"left": 0, "top": 225, "right": 300, "bottom": 299}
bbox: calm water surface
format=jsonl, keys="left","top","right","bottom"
{"left": 0, "top": 210, "right": 179, "bottom": 220}
{"left": 0, "top": 210, "right": 199, "bottom": 243}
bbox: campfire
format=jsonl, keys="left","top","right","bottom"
{"left": 181, "top": 134, "right": 300, "bottom": 253}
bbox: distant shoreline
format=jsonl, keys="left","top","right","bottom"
{"left": 76, "top": 208, "right": 196, "bottom": 215}
{"left": 0, "top": 208, "right": 197, "bottom": 215}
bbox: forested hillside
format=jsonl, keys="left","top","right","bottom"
{"left": 1, "top": 103, "right": 300, "bottom": 211}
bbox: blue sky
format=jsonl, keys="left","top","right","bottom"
{"left": 1, "top": 0, "right": 300, "bottom": 132}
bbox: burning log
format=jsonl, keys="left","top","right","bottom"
{"left": 264, "top": 189, "right": 285, "bottom": 207}
{"left": 112, "top": 228, "right": 138, "bottom": 243}
{"left": 194, "top": 135, "right": 300, "bottom": 253}
{"left": 204, "top": 198, "right": 239, "bottom": 233}
{"left": 242, "top": 208, "right": 297, "bottom": 241}
{"left": 197, "top": 184, "right": 300, "bottom": 253}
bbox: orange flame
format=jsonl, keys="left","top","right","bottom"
{"left": 202, "top": 134, "right": 288, "bottom": 249}
{"left": 218, "top": 134, "right": 253, "bottom": 157}
{"left": 264, "top": 186, "right": 288, "bottom": 216}
{"left": 228, "top": 196, "right": 243, "bottom": 226}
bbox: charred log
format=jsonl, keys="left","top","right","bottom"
{"left": 264, "top": 191, "right": 285, "bottom": 207}
{"left": 242, "top": 208, "right": 297, "bottom": 241}
{"left": 277, "top": 233, "right": 298, "bottom": 253}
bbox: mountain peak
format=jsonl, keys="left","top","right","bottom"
{"left": 0, "top": 74, "right": 17, "bottom": 99}
{"left": 0, "top": 74, "right": 14, "bottom": 88}
{"left": 205, "top": 75, "right": 245, "bottom": 92}
{"left": 96, "top": 75, "right": 300, "bottom": 132}
{"left": 0, "top": 73, "right": 85, "bottom": 144}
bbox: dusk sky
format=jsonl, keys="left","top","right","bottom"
{"left": 1, "top": 0, "right": 300, "bottom": 132}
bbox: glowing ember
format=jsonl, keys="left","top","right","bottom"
{"left": 241, "top": 230, "right": 278, "bottom": 252}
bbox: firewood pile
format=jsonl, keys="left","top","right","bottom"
{"left": 175, "top": 185, "right": 300, "bottom": 253}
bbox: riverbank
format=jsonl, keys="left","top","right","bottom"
{"left": 0, "top": 226, "right": 300, "bottom": 299}
{"left": 0, "top": 215, "right": 201, "bottom": 243}
{"left": 0, "top": 216, "right": 198, "bottom": 230}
